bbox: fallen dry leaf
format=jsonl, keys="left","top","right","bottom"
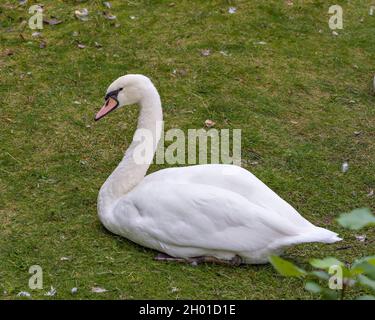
{"left": 43, "top": 18, "right": 63, "bottom": 26}
{"left": 355, "top": 235, "right": 366, "bottom": 242}
{"left": 103, "top": 12, "right": 117, "bottom": 20}
{"left": 17, "top": 291, "right": 31, "bottom": 297}
{"left": 1, "top": 49, "right": 14, "bottom": 56}
{"left": 75, "top": 8, "right": 89, "bottom": 21}
{"left": 341, "top": 161, "right": 349, "bottom": 173}
{"left": 44, "top": 286, "right": 57, "bottom": 296}
{"left": 172, "top": 69, "right": 187, "bottom": 77}
{"left": 91, "top": 287, "right": 108, "bottom": 293}
{"left": 19, "top": 20, "right": 27, "bottom": 29}
{"left": 204, "top": 119, "right": 216, "bottom": 128}
{"left": 201, "top": 49, "right": 211, "bottom": 56}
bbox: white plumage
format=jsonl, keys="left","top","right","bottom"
{"left": 95, "top": 74, "right": 341, "bottom": 264}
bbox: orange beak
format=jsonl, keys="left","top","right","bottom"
{"left": 95, "top": 97, "right": 119, "bottom": 121}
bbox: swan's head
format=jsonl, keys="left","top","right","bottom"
{"left": 94, "top": 74, "right": 153, "bottom": 121}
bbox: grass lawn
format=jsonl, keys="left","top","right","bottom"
{"left": 0, "top": 0, "right": 374, "bottom": 299}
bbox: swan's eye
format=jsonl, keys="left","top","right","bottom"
{"left": 104, "top": 88, "right": 123, "bottom": 101}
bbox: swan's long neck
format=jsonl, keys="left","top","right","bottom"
{"left": 98, "top": 85, "right": 162, "bottom": 222}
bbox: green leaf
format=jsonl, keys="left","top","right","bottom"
{"left": 353, "top": 255, "right": 375, "bottom": 268}
{"left": 309, "top": 257, "right": 344, "bottom": 269}
{"left": 321, "top": 289, "right": 339, "bottom": 300}
{"left": 358, "top": 275, "right": 375, "bottom": 291}
{"left": 353, "top": 262, "right": 375, "bottom": 280}
{"left": 305, "top": 282, "right": 339, "bottom": 300}
{"left": 337, "top": 208, "right": 375, "bottom": 230}
{"left": 269, "top": 255, "right": 306, "bottom": 277}
{"left": 352, "top": 256, "right": 375, "bottom": 279}
{"left": 356, "top": 295, "right": 375, "bottom": 300}
{"left": 305, "top": 281, "right": 322, "bottom": 293}
{"left": 310, "top": 270, "right": 330, "bottom": 281}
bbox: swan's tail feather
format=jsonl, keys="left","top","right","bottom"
{"left": 270, "top": 227, "right": 342, "bottom": 250}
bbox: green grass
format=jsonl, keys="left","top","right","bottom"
{"left": 0, "top": 0, "right": 374, "bottom": 299}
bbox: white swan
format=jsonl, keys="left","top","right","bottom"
{"left": 94, "top": 74, "right": 341, "bottom": 265}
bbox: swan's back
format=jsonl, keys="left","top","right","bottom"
{"left": 142, "top": 164, "right": 313, "bottom": 228}
{"left": 106, "top": 166, "right": 340, "bottom": 264}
